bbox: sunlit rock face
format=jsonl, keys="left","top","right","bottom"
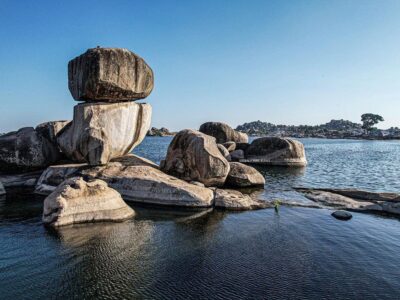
{"left": 225, "top": 162, "right": 265, "bottom": 188}
{"left": 57, "top": 102, "right": 152, "bottom": 165}
{"left": 241, "top": 137, "right": 307, "bottom": 167}
{"left": 199, "top": 122, "right": 248, "bottom": 143}
{"left": 161, "top": 129, "right": 230, "bottom": 187}
{"left": 42, "top": 177, "right": 135, "bottom": 227}
{"left": 68, "top": 47, "right": 154, "bottom": 102}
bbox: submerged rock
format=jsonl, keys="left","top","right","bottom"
{"left": 161, "top": 129, "right": 230, "bottom": 187}
{"left": 332, "top": 210, "right": 352, "bottom": 220}
{"left": 36, "top": 154, "right": 215, "bottom": 208}
{"left": 58, "top": 102, "right": 151, "bottom": 165}
{"left": 0, "top": 127, "right": 62, "bottom": 172}
{"left": 199, "top": 122, "right": 248, "bottom": 143}
{"left": 225, "top": 162, "right": 265, "bottom": 188}
{"left": 68, "top": 47, "right": 154, "bottom": 102}
{"left": 43, "top": 177, "right": 134, "bottom": 227}
{"left": 214, "top": 188, "right": 267, "bottom": 210}
{"left": 242, "top": 137, "right": 307, "bottom": 167}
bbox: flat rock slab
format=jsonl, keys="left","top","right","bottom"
{"left": 68, "top": 47, "right": 154, "bottom": 101}
{"left": 214, "top": 188, "right": 268, "bottom": 211}
{"left": 43, "top": 177, "right": 134, "bottom": 227}
{"left": 58, "top": 102, "right": 152, "bottom": 165}
{"left": 35, "top": 154, "right": 215, "bottom": 208}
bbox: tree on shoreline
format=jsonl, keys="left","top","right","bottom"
{"left": 361, "top": 113, "right": 384, "bottom": 134}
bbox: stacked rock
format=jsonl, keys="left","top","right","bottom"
{"left": 58, "top": 47, "right": 154, "bottom": 166}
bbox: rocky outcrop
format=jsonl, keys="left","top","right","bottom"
{"left": 35, "top": 121, "right": 71, "bottom": 144}
{"left": 68, "top": 47, "right": 154, "bottom": 102}
{"left": 147, "top": 127, "right": 175, "bottom": 137}
{"left": 225, "top": 162, "right": 265, "bottom": 188}
{"left": 0, "top": 170, "right": 43, "bottom": 188}
{"left": 214, "top": 188, "right": 268, "bottom": 210}
{"left": 222, "top": 141, "right": 236, "bottom": 152}
{"left": 199, "top": 122, "right": 248, "bottom": 143}
{"left": 161, "top": 129, "right": 230, "bottom": 187}
{"left": 58, "top": 102, "right": 152, "bottom": 165}
{"left": 241, "top": 137, "right": 307, "bottom": 166}
{"left": 35, "top": 154, "right": 215, "bottom": 208}
{"left": 0, "top": 127, "right": 63, "bottom": 172}
{"left": 43, "top": 177, "right": 135, "bottom": 227}
{"left": 296, "top": 188, "right": 400, "bottom": 216}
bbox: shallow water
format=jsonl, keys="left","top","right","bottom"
{"left": 1, "top": 137, "right": 400, "bottom": 299}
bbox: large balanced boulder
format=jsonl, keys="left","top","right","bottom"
{"left": 199, "top": 122, "right": 248, "bottom": 143}
{"left": 242, "top": 137, "right": 307, "bottom": 166}
{"left": 43, "top": 177, "right": 135, "bottom": 227}
{"left": 68, "top": 47, "right": 154, "bottom": 102}
{"left": 225, "top": 162, "right": 265, "bottom": 188}
{"left": 161, "top": 129, "right": 230, "bottom": 187}
{"left": 35, "top": 154, "right": 215, "bottom": 208}
{"left": 58, "top": 102, "right": 152, "bottom": 165}
{"left": 0, "top": 127, "right": 63, "bottom": 172}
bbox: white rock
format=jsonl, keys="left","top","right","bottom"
{"left": 42, "top": 177, "right": 135, "bottom": 227}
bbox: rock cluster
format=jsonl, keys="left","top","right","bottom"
{"left": 198, "top": 122, "right": 307, "bottom": 167}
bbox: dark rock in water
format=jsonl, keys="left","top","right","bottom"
{"left": 0, "top": 127, "right": 62, "bottom": 172}
{"left": 0, "top": 170, "right": 44, "bottom": 188}
{"left": 35, "top": 154, "right": 215, "bottom": 208}
{"left": 199, "top": 122, "right": 248, "bottom": 143}
{"left": 43, "top": 177, "right": 135, "bottom": 227}
{"left": 332, "top": 210, "right": 352, "bottom": 220}
{"left": 222, "top": 141, "right": 236, "bottom": 152}
{"left": 68, "top": 47, "right": 154, "bottom": 102}
{"left": 242, "top": 137, "right": 307, "bottom": 166}
{"left": 0, "top": 181, "right": 5, "bottom": 195}
{"left": 217, "top": 144, "right": 231, "bottom": 161}
{"left": 161, "top": 129, "right": 230, "bottom": 187}
{"left": 230, "top": 149, "right": 245, "bottom": 161}
{"left": 147, "top": 127, "right": 175, "bottom": 137}
{"left": 226, "top": 162, "right": 265, "bottom": 188}
{"left": 235, "top": 142, "right": 250, "bottom": 152}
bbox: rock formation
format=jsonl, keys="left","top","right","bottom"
{"left": 199, "top": 122, "right": 248, "bottom": 143}
{"left": 161, "top": 129, "right": 230, "bottom": 187}
{"left": 58, "top": 102, "right": 151, "bottom": 165}
{"left": 222, "top": 141, "right": 236, "bottom": 152}
{"left": 217, "top": 144, "right": 231, "bottom": 161}
{"left": 43, "top": 177, "right": 135, "bottom": 227}
{"left": 147, "top": 127, "right": 175, "bottom": 136}
{"left": 241, "top": 137, "right": 307, "bottom": 166}
{"left": 36, "top": 154, "right": 215, "bottom": 208}
{"left": 0, "top": 181, "right": 5, "bottom": 196}
{"left": 68, "top": 48, "right": 154, "bottom": 102}
{"left": 225, "top": 162, "right": 265, "bottom": 188}
{"left": 214, "top": 188, "right": 268, "bottom": 210}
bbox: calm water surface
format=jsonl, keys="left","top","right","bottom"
{"left": 0, "top": 137, "right": 399, "bottom": 299}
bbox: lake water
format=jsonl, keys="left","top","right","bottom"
{"left": 1, "top": 137, "right": 400, "bottom": 299}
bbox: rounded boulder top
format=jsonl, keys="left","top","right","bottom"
{"left": 68, "top": 47, "right": 154, "bottom": 102}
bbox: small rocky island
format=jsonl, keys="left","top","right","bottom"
{"left": 1, "top": 47, "right": 399, "bottom": 228}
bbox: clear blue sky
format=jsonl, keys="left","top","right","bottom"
{"left": 1, "top": 0, "right": 399, "bottom": 132}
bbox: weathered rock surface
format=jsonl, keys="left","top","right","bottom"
{"left": 235, "top": 142, "right": 250, "bottom": 152}
{"left": 199, "top": 122, "right": 248, "bottom": 143}
{"left": 242, "top": 137, "right": 307, "bottom": 166}
{"left": 316, "top": 188, "right": 400, "bottom": 203}
{"left": 214, "top": 188, "right": 268, "bottom": 210}
{"left": 0, "top": 127, "right": 62, "bottom": 172}
{"left": 230, "top": 149, "right": 245, "bottom": 161}
{"left": 225, "top": 162, "right": 265, "bottom": 188}
{"left": 0, "top": 170, "right": 43, "bottom": 188}
{"left": 332, "top": 210, "right": 352, "bottom": 220}
{"left": 222, "top": 141, "right": 236, "bottom": 152}
{"left": 161, "top": 129, "right": 230, "bottom": 187}
{"left": 58, "top": 102, "right": 152, "bottom": 165}
{"left": 217, "top": 144, "right": 231, "bottom": 161}
{"left": 35, "top": 121, "right": 71, "bottom": 144}
{"left": 36, "top": 154, "right": 215, "bottom": 208}
{"left": 43, "top": 177, "right": 134, "bottom": 227}
{"left": 68, "top": 47, "right": 154, "bottom": 101}
{"left": 296, "top": 188, "right": 400, "bottom": 216}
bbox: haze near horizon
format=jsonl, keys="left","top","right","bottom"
{"left": 0, "top": 0, "right": 399, "bottom": 132}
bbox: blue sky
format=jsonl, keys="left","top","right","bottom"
{"left": 1, "top": 0, "right": 399, "bottom": 132}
